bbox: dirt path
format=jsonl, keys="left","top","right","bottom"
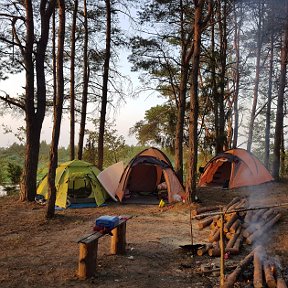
{"left": 0, "top": 181, "right": 287, "bottom": 288}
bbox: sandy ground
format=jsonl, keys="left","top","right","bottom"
{"left": 0, "top": 181, "right": 288, "bottom": 288}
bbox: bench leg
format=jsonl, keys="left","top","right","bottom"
{"left": 110, "top": 222, "right": 127, "bottom": 255}
{"left": 78, "top": 240, "right": 98, "bottom": 279}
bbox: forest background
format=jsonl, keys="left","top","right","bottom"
{"left": 0, "top": 0, "right": 288, "bottom": 217}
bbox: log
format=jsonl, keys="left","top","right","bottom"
{"left": 208, "top": 247, "right": 240, "bottom": 257}
{"left": 78, "top": 240, "right": 98, "bottom": 279}
{"left": 229, "top": 219, "right": 241, "bottom": 234}
{"left": 192, "top": 205, "right": 220, "bottom": 216}
{"left": 274, "top": 259, "right": 288, "bottom": 288}
{"left": 263, "top": 260, "right": 277, "bottom": 288}
{"left": 223, "top": 213, "right": 238, "bottom": 233}
{"left": 208, "top": 228, "right": 220, "bottom": 243}
{"left": 110, "top": 221, "right": 127, "bottom": 255}
{"left": 197, "top": 216, "right": 214, "bottom": 230}
{"left": 251, "top": 208, "right": 268, "bottom": 223}
{"left": 232, "top": 231, "right": 243, "bottom": 251}
{"left": 255, "top": 212, "right": 276, "bottom": 230}
{"left": 254, "top": 245, "right": 265, "bottom": 288}
{"left": 244, "top": 210, "right": 253, "bottom": 224}
{"left": 224, "top": 197, "right": 241, "bottom": 212}
{"left": 208, "top": 241, "right": 220, "bottom": 257}
{"left": 197, "top": 243, "right": 213, "bottom": 256}
{"left": 226, "top": 226, "right": 241, "bottom": 249}
{"left": 223, "top": 249, "right": 255, "bottom": 288}
{"left": 246, "top": 213, "right": 282, "bottom": 245}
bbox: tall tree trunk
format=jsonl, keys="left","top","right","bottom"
{"left": 97, "top": 0, "right": 111, "bottom": 170}
{"left": 264, "top": 32, "right": 274, "bottom": 169}
{"left": 47, "top": 0, "right": 66, "bottom": 219}
{"left": 78, "top": 0, "right": 89, "bottom": 160}
{"left": 247, "top": 0, "right": 263, "bottom": 152}
{"left": 69, "top": 0, "right": 78, "bottom": 160}
{"left": 174, "top": 0, "right": 192, "bottom": 183}
{"left": 186, "top": 0, "right": 212, "bottom": 201}
{"left": 272, "top": 12, "right": 288, "bottom": 180}
{"left": 20, "top": 0, "right": 56, "bottom": 202}
{"left": 215, "top": 0, "right": 227, "bottom": 153}
{"left": 232, "top": 0, "right": 241, "bottom": 149}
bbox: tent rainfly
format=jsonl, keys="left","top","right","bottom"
{"left": 114, "top": 147, "right": 186, "bottom": 203}
{"left": 198, "top": 148, "right": 274, "bottom": 189}
{"left": 36, "top": 160, "right": 109, "bottom": 208}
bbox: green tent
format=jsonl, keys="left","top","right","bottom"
{"left": 37, "top": 160, "right": 109, "bottom": 208}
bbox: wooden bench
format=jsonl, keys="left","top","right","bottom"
{"left": 76, "top": 215, "right": 132, "bottom": 279}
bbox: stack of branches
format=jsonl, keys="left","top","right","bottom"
{"left": 193, "top": 197, "right": 282, "bottom": 257}
{"left": 224, "top": 245, "right": 287, "bottom": 288}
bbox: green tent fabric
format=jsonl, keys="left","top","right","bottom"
{"left": 37, "top": 160, "right": 109, "bottom": 208}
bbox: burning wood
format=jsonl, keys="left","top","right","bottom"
{"left": 263, "top": 260, "right": 277, "bottom": 288}
{"left": 246, "top": 213, "right": 282, "bottom": 245}
{"left": 253, "top": 245, "right": 265, "bottom": 288}
{"left": 223, "top": 248, "right": 255, "bottom": 288}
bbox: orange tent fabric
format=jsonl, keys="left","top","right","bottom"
{"left": 198, "top": 148, "right": 274, "bottom": 189}
{"left": 115, "top": 147, "right": 186, "bottom": 203}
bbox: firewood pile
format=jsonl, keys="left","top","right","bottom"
{"left": 223, "top": 245, "right": 287, "bottom": 288}
{"left": 192, "top": 197, "right": 282, "bottom": 257}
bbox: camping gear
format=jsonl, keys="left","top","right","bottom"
{"left": 95, "top": 215, "right": 120, "bottom": 230}
{"left": 97, "top": 161, "right": 124, "bottom": 201}
{"left": 36, "top": 160, "right": 109, "bottom": 208}
{"left": 115, "top": 147, "right": 186, "bottom": 203}
{"left": 198, "top": 148, "right": 274, "bottom": 189}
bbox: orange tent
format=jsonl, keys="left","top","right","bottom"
{"left": 115, "top": 147, "right": 186, "bottom": 203}
{"left": 198, "top": 148, "right": 274, "bottom": 189}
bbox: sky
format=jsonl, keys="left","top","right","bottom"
{"left": 0, "top": 66, "right": 164, "bottom": 148}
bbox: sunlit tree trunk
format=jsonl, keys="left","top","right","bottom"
{"left": 69, "top": 0, "right": 78, "bottom": 160}
{"left": 232, "top": 0, "right": 241, "bottom": 149}
{"left": 98, "top": 0, "right": 111, "bottom": 170}
{"left": 272, "top": 13, "right": 288, "bottom": 180}
{"left": 215, "top": 0, "right": 227, "bottom": 153}
{"left": 20, "top": 0, "right": 56, "bottom": 202}
{"left": 78, "top": 0, "right": 89, "bottom": 160}
{"left": 264, "top": 32, "right": 274, "bottom": 169}
{"left": 247, "top": 0, "right": 263, "bottom": 152}
{"left": 175, "top": 0, "right": 192, "bottom": 183}
{"left": 186, "top": 0, "right": 212, "bottom": 201}
{"left": 47, "top": 0, "right": 66, "bottom": 218}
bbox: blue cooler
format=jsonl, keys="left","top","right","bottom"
{"left": 95, "top": 215, "right": 119, "bottom": 230}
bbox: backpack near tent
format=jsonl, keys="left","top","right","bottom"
{"left": 198, "top": 148, "right": 274, "bottom": 189}
{"left": 114, "top": 147, "right": 186, "bottom": 203}
{"left": 36, "top": 160, "right": 109, "bottom": 208}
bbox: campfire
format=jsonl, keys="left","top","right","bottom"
{"left": 191, "top": 197, "right": 287, "bottom": 287}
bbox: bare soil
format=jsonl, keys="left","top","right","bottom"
{"left": 0, "top": 181, "right": 288, "bottom": 288}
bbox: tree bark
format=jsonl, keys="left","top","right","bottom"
{"left": 47, "top": 0, "right": 66, "bottom": 219}
{"left": 186, "top": 0, "right": 212, "bottom": 201}
{"left": 97, "top": 0, "right": 111, "bottom": 170}
{"left": 264, "top": 32, "right": 274, "bottom": 169}
{"left": 174, "top": 0, "right": 193, "bottom": 183}
{"left": 69, "top": 0, "right": 78, "bottom": 161}
{"left": 215, "top": 0, "right": 227, "bottom": 153}
{"left": 20, "top": 0, "right": 56, "bottom": 202}
{"left": 232, "top": 1, "right": 242, "bottom": 149}
{"left": 247, "top": 0, "right": 263, "bottom": 152}
{"left": 272, "top": 7, "right": 288, "bottom": 180}
{"left": 78, "top": 0, "right": 89, "bottom": 160}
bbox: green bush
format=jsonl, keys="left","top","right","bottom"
{"left": 7, "top": 162, "right": 22, "bottom": 185}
